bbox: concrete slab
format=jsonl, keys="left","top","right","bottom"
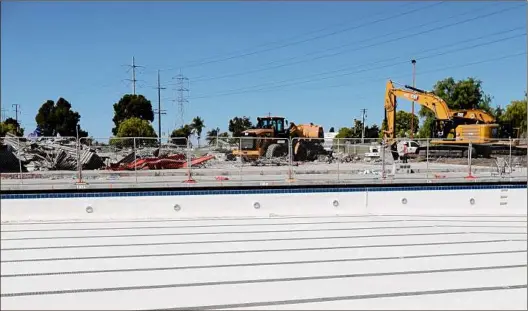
{"left": 1, "top": 214, "right": 526, "bottom": 310}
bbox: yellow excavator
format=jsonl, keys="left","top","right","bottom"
{"left": 232, "top": 116, "right": 328, "bottom": 161}
{"left": 383, "top": 80, "right": 526, "bottom": 158}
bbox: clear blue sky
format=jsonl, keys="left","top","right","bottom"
{"left": 1, "top": 1, "right": 526, "bottom": 139}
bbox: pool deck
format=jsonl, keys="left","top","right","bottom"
{"left": 1, "top": 213, "right": 527, "bottom": 310}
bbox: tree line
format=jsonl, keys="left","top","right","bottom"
{"left": 1, "top": 76, "right": 526, "bottom": 143}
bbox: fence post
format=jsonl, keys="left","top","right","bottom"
{"left": 76, "top": 137, "right": 83, "bottom": 183}
{"left": 183, "top": 137, "right": 196, "bottom": 183}
{"left": 466, "top": 141, "right": 474, "bottom": 179}
{"left": 287, "top": 138, "right": 295, "bottom": 182}
{"left": 509, "top": 136, "right": 512, "bottom": 174}
{"left": 381, "top": 139, "right": 386, "bottom": 180}
{"left": 17, "top": 137, "right": 23, "bottom": 184}
{"left": 133, "top": 137, "right": 138, "bottom": 184}
{"left": 336, "top": 138, "right": 340, "bottom": 183}
{"left": 426, "top": 138, "right": 429, "bottom": 181}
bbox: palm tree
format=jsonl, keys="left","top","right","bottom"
{"left": 206, "top": 127, "right": 220, "bottom": 146}
{"left": 191, "top": 116, "right": 205, "bottom": 147}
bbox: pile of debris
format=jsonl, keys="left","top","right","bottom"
{"left": 0, "top": 134, "right": 218, "bottom": 173}
{"left": 107, "top": 153, "right": 215, "bottom": 170}
{"left": 1, "top": 133, "right": 104, "bottom": 172}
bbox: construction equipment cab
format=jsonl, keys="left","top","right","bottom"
{"left": 232, "top": 116, "right": 327, "bottom": 161}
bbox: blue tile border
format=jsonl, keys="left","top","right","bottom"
{"left": 1, "top": 182, "right": 526, "bottom": 200}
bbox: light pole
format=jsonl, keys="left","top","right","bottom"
{"left": 411, "top": 59, "right": 416, "bottom": 139}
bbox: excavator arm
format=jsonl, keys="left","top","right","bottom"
{"left": 383, "top": 80, "right": 452, "bottom": 144}
{"left": 383, "top": 79, "right": 498, "bottom": 146}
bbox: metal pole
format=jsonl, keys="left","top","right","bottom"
{"left": 426, "top": 139, "right": 429, "bottom": 180}
{"left": 381, "top": 140, "right": 386, "bottom": 180}
{"left": 134, "top": 137, "right": 137, "bottom": 184}
{"left": 411, "top": 59, "right": 416, "bottom": 139}
{"left": 360, "top": 109, "right": 367, "bottom": 144}
{"left": 158, "top": 70, "right": 162, "bottom": 146}
{"left": 337, "top": 138, "right": 340, "bottom": 183}
{"left": 76, "top": 125, "right": 82, "bottom": 183}
{"left": 17, "top": 137, "right": 23, "bottom": 184}
{"left": 468, "top": 141, "right": 472, "bottom": 178}
{"left": 509, "top": 136, "right": 512, "bottom": 174}
{"left": 187, "top": 138, "right": 192, "bottom": 181}
{"left": 239, "top": 137, "right": 243, "bottom": 184}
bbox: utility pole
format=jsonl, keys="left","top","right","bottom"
{"left": 155, "top": 70, "right": 167, "bottom": 144}
{"left": 411, "top": 59, "right": 417, "bottom": 139}
{"left": 126, "top": 56, "right": 143, "bottom": 95}
{"left": 360, "top": 108, "right": 367, "bottom": 143}
{"left": 12, "top": 104, "right": 20, "bottom": 132}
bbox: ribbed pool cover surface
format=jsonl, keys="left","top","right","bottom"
{"left": 1, "top": 214, "right": 527, "bottom": 310}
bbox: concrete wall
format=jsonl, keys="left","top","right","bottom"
{"left": 2, "top": 187, "right": 526, "bottom": 222}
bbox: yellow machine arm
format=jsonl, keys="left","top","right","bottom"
{"left": 383, "top": 80, "right": 451, "bottom": 142}
{"left": 383, "top": 80, "right": 497, "bottom": 144}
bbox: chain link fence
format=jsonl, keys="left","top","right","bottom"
{"left": 1, "top": 135, "right": 526, "bottom": 190}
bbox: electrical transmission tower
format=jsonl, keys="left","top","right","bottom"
{"left": 174, "top": 72, "right": 189, "bottom": 128}
{"left": 125, "top": 56, "right": 143, "bottom": 95}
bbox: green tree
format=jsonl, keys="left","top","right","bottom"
{"left": 228, "top": 116, "right": 253, "bottom": 137}
{"left": 502, "top": 99, "right": 527, "bottom": 137}
{"left": 335, "top": 121, "right": 380, "bottom": 141}
{"left": 0, "top": 118, "right": 24, "bottom": 136}
{"left": 335, "top": 127, "right": 353, "bottom": 139}
{"left": 418, "top": 77, "right": 492, "bottom": 138}
{"left": 190, "top": 116, "right": 205, "bottom": 146}
{"left": 35, "top": 98, "right": 88, "bottom": 137}
{"left": 365, "top": 124, "right": 380, "bottom": 139}
{"left": 110, "top": 117, "right": 157, "bottom": 147}
{"left": 112, "top": 94, "right": 154, "bottom": 135}
{"left": 431, "top": 77, "right": 492, "bottom": 111}
{"left": 206, "top": 127, "right": 229, "bottom": 146}
{"left": 395, "top": 111, "right": 419, "bottom": 137}
{"left": 0, "top": 122, "right": 17, "bottom": 137}
{"left": 170, "top": 124, "right": 193, "bottom": 146}
{"left": 381, "top": 111, "right": 418, "bottom": 138}
{"left": 417, "top": 117, "right": 435, "bottom": 139}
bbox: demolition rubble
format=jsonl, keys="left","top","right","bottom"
{"left": 0, "top": 133, "right": 215, "bottom": 173}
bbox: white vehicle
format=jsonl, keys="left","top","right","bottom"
{"left": 397, "top": 140, "right": 420, "bottom": 158}
{"left": 364, "top": 145, "right": 381, "bottom": 159}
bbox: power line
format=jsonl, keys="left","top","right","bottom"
{"left": 190, "top": 31, "right": 524, "bottom": 99}
{"left": 192, "top": 27, "right": 523, "bottom": 96}
{"left": 192, "top": 3, "right": 521, "bottom": 83}
{"left": 157, "top": 3, "right": 419, "bottom": 71}
{"left": 192, "top": 51, "right": 526, "bottom": 100}
{"left": 300, "top": 51, "right": 527, "bottom": 94}
{"left": 155, "top": 2, "right": 444, "bottom": 72}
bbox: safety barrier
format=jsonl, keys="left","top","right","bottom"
{"left": 2, "top": 183, "right": 526, "bottom": 222}
{"left": 1, "top": 136, "right": 526, "bottom": 191}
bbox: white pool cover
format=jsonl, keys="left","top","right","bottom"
{"left": 1, "top": 214, "right": 527, "bottom": 310}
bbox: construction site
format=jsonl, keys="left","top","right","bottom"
{"left": 1, "top": 78, "right": 526, "bottom": 190}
